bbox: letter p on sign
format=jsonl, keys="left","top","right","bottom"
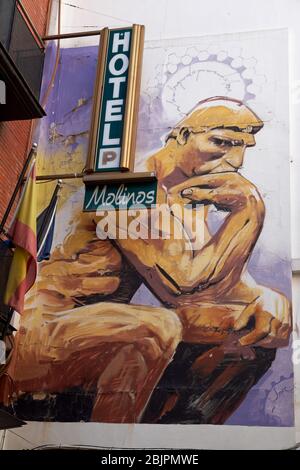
{"left": 99, "top": 147, "right": 121, "bottom": 169}
{"left": 0, "top": 80, "right": 6, "bottom": 104}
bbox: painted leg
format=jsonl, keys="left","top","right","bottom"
{"left": 13, "top": 302, "right": 182, "bottom": 423}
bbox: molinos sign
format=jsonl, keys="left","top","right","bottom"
{"left": 84, "top": 180, "right": 157, "bottom": 211}
{"left": 83, "top": 172, "right": 157, "bottom": 211}
{"left": 87, "top": 25, "right": 145, "bottom": 172}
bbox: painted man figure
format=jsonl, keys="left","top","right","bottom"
{"left": 2, "top": 97, "right": 291, "bottom": 424}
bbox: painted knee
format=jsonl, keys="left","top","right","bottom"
{"left": 136, "top": 308, "right": 183, "bottom": 362}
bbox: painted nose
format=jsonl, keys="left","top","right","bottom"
{"left": 225, "top": 149, "right": 245, "bottom": 170}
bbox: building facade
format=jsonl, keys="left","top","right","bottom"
{"left": 0, "top": 0, "right": 50, "bottom": 222}
{"left": 1, "top": 0, "right": 300, "bottom": 451}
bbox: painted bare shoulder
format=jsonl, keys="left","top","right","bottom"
{"left": 33, "top": 210, "right": 122, "bottom": 309}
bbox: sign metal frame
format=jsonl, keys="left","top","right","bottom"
{"left": 86, "top": 25, "right": 145, "bottom": 173}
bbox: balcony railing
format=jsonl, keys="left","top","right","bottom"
{"left": 0, "top": 0, "right": 45, "bottom": 100}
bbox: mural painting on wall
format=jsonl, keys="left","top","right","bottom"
{"left": 1, "top": 29, "right": 293, "bottom": 425}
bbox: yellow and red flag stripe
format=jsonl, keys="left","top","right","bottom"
{"left": 4, "top": 159, "right": 37, "bottom": 314}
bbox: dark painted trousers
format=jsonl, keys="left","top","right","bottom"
{"left": 142, "top": 342, "right": 276, "bottom": 424}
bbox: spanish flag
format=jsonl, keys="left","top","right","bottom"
{"left": 4, "top": 160, "right": 37, "bottom": 314}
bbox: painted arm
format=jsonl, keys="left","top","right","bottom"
{"left": 165, "top": 172, "right": 265, "bottom": 292}
{"left": 116, "top": 172, "right": 265, "bottom": 295}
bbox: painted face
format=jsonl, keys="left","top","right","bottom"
{"left": 175, "top": 128, "right": 256, "bottom": 176}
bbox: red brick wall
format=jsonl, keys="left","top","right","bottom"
{"left": 0, "top": 0, "right": 51, "bottom": 225}
{"left": 22, "top": 0, "right": 50, "bottom": 37}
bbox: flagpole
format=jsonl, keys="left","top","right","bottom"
{"left": 0, "top": 143, "right": 37, "bottom": 236}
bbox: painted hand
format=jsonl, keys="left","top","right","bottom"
{"left": 168, "top": 172, "right": 264, "bottom": 214}
{"left": 234, "top": 293, "right": 292, "bottom": 348}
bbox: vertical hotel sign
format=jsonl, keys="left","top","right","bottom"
{"left": 87, "top": 25, "right": 145, "bottom": 172}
